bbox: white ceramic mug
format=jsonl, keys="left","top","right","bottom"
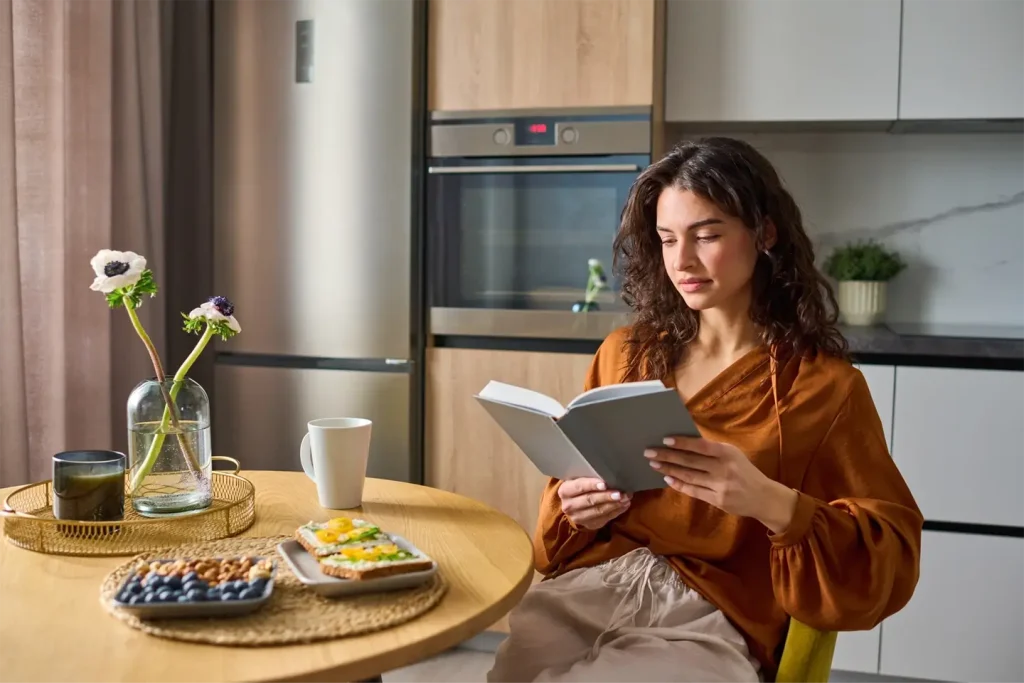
{"left": 299, "top": 417, "right": 372, "bottom": 509}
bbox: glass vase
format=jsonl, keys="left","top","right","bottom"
{"left": 126, "top": 377, "right": 213, "bottom": 516}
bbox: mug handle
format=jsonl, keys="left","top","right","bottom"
{"left": 300, "top": 433, "right": 316, "bottom": 481}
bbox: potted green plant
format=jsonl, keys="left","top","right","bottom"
{"left": 822, "top": 241, "right": 906, "bottom": 326}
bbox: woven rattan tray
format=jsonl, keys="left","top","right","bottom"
{"left": 1, "top": 460, "right": 255, "bottom": 557}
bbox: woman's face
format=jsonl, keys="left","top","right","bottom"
{"left": 656, "top": 187, "right": 760, "bottom": 312}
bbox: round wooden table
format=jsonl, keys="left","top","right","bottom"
{"left": 0, "top": 471, "right": 535, "bottom": 682}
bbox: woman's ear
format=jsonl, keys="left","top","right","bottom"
{"left": 762, "top": 220, "right": 778, "bottom": 250}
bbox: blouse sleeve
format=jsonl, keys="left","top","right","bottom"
{"left": 768, "top": 371, "right": 924, "bottom": 631}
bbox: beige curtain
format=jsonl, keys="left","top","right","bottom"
{"left": 0, "top": 0, "right": 195, "bottom": 487}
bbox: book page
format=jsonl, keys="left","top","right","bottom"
{"left": 567, "top": 380, "right": 667, "bottom": 410}
{"left": 477, "top": 380, "right": 566, "bottom": 418}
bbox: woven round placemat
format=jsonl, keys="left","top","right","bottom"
{"left": 98, "top": 535, "right": 448, "bottom": 646}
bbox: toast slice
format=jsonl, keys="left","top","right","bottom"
{"left": 295, "top": 517, "right": 383, "bottom": 557}
{"left": 317, "top": 540, "right": 435, "bottom": 580}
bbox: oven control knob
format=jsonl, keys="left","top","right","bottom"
{"left": 560, "top": 127, "right": 578, "bottom": 144}
{"left": 493, "top": 128, "right": 510, "bottom": 145}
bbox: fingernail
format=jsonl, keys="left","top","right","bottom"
{"left": 597, "top": 482, "right": 606, "bottom": 491}
{"left": 643, "top": 449, "right": 655, "bottom": 458}
{"left": 611, "top": 492, "right": 621, "bottom": 501}
{"left": 663, "top": 437, "right": 675, "bottom": 446}
{"left": 664, "top": 475, "right": 675, "bottom": 485}
{"left": 649, "top": 461, "right": 661, "bottom": 469}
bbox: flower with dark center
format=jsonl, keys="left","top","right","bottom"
{"left": 89, "top": 249, "right": 147, "bottom": 293}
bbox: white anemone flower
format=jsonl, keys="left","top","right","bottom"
{"left": 189, "top": 296, "right": 241, "bottom": 334}
{"left": 89, "top": 249, "right": 147, "bottom": 293}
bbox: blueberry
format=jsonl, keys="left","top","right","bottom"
{"left": 182, "top": 571, "right": 198, "bottom": 584}
{"left": 177, "top": 595, "right": 190, "bottom": 603}
{"left": 143, "top": 593, "right": 160, "bottom": 604}
{"left": 206, "top": 589, "right": 221, "bottom": 600}
{"left": 220, "top": 592, "right": 237, "bottom": 601}
{"left": 164, "top": 576, "right": 183, "bottom": 590}
{"left": 144, "top": 574, "right": 163, "bottom": 589}
{"left": 157, "top": 589, "right": 173, "bottom": 602}
{"left": 128, "top": 595, "right": 143, "bottom": 605}
{"left": 126, "top": 582, "right": 143, "bottom": 595}
{"left": 238, "top": 588, "right": 259, "bottom": 601}
{"left": 185, "top": 589, "right": 206, "bottom": 602}
{"left": 249, "top": 578, "right": 268, "bottom": 594}
{"left": 170, "top": 590, "right": 184, "bottom": 601}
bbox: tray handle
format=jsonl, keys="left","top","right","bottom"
{"left": 212, "top": 456, "right": 241, "bottom": 475}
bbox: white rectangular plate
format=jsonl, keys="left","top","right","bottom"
{"left": 276, "top": 535, "right": 437, "bottom": 598}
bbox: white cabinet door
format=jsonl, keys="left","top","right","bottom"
{"left": 664, "top": 0, "right": 900, "bottom": 122}
{"left": 892, "top": 367, "right": 1024, "bottom": 527}
{"left": 856, "top": 364, "right": 895, "bottom": 450}
{"left": 830, "top": 364, "right": 895, "bottom": 674}
{"left": 879, "top": 531, "right": 1024, "bottom": 681}
{"left": 899, "top": 0, "right": 1024, "bottom": 120}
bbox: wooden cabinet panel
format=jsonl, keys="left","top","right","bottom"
{"left": 879, "top": 531, "right": 1024, "bottom": 681}
{"left": 426, "top": 347, "right": 593, "bottom": 633}
{"left": 428, "top": 0, "right": 657, "bottom": 111}
{"left": 899, "top": 0, "right": 1024, "bottom": 120}
{"left": 426, "top": 347, "right": 593, "bottom": 535}
{"left": 892, "top": 367, "right": 1024, "bottom": 527}
{"left": 664, "top": 0, "right": 900, "bottom": 122}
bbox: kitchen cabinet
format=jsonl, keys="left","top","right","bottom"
{"left": 428, "top": 0, "right": 658, "bottom": 112}
{"left": 899, "top": 0, "right": 1024, "bottom": 120}
{"left": 830, "top": 364, "right": 895, "bottom": 674}
{"left": 879, "top": 531, "right": 1024, "bottom": 681}
{"left": 892, "top": 367, "right": 1024, "bottom": 528}
{"left": 425, "top": 347, "right": 593, "bottom": 631}
{"left": 663, "top": 0, "right": 900, "bottom": 122}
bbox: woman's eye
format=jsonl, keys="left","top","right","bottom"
{"left": 696, "top": 234, "right": 719, "bottom": 243}
{"left": 661, "top": 239, "right": 676, "bottom": 246}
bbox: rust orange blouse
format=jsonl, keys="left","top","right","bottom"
{"left": 533, "top": 327, "right": 924, "bottom": 678}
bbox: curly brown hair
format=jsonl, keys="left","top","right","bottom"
{"left": 612, "top": 136, "right": 848, "bottom": 381}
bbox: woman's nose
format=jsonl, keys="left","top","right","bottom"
{"left": 672, "top": 238, "right": 696, "bottom": 272}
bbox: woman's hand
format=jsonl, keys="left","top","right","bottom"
{"left": 644, "top": 436, "right": 798, "bottom": 534}
{"left": 557, "top": 477, "right": 631, "bottom": 531}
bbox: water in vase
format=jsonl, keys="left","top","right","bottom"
{"left": 129, "top": 419, "right": 212, "bottom": 515}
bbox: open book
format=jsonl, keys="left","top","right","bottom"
{"left": 474, "top": 379, "right": 701, "bottom": 493}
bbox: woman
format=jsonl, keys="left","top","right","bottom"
{"left": 487, "top": 137, "right": 923, "bottom": 683}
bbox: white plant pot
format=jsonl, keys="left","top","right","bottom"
{"left": 837, "top": 280, "right": 887, "bottom": 326}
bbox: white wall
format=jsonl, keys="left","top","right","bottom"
{"left": 667, "top": 131, "right": 1024, "bottom": 326}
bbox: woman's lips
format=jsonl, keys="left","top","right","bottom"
{"left": 678, "top": 278, "right": 712, "bottom": 293}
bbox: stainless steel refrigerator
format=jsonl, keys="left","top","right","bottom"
{"left": 210, "top": 0, "right": 424, "bottom": 482}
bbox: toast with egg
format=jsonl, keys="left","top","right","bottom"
{"left": 317, "top": 540, "right": 434, "bottom": 580}
{"left": 295, "top": 517, "right": 384, "bottom": 557}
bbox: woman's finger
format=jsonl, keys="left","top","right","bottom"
{"left": 652, "top": 461, "right": 716, "bottom": 490}
{"left": 557, "top": 477, "right": 608, "bottom": 500}
{"left": 562, "top": 489, "right": 629, "bottom": 513}
{"left": 643, "top": 447, "right": 716, "bottom": 472}
{"left": 665, "top": 476, "right": 717, "bottom": 504}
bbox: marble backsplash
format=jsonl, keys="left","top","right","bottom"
{"left": 669, "top": 130, "right": 1024, "bottom": 327}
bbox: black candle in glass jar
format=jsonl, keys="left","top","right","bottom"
{"left": 51, "top": 450, "right": 126, "bottom": 521}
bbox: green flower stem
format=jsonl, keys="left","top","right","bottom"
{"left": 124, "top": 302, "right": 209, "bottom": 492}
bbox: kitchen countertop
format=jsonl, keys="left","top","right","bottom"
{"left": 430, "top": 307, "right": 1024, "bottom": 368}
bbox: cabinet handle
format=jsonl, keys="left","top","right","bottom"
{"left": 427, "top": 164, "right": 641, "bottom": 175}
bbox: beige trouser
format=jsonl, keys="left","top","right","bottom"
{"left": 487, "top": 548, "right": 761, "bottom": 683}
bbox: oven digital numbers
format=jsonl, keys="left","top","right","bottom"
{"left": 514, "top": 119, "right": 557, "bottom": 146}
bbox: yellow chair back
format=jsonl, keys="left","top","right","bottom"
{"left": 775, "top": 619, "right": 837, "bottom": 683}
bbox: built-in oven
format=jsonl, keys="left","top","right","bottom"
{"left": 427, "top": 108, "right": 651, "bottom": 324}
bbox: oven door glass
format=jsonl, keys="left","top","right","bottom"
{"left": 428, "top": 154, "right": 648, "bottom": 311}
